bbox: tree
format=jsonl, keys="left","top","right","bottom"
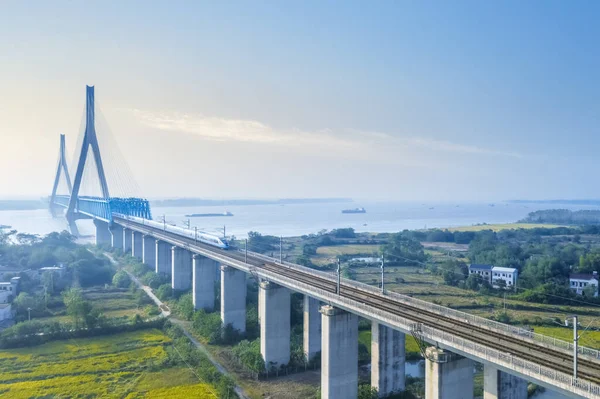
{"left": 62, "top": 288, "right": 87, "bottom": 328}
{"left": 382, "top": 233, "right": 426, "bottom": 264}
{"left": 13, "top": 292, "right": 36, "bottom": 315}
{"left": 332, "top": 228, "right": 356, "bottom": 238}
{"left": 156, "top": 284, "right": 173, "bottom": 301}
{"left": 176, "top": 293, "right": 194, "bottom": 320}
{"left": 358, "top": 384, "right": 378, "bottom": 399}
{"left": 112, "top": 270, "right": 131, "bottom": 288}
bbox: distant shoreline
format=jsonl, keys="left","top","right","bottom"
{"left": 151, "top": 197, "right": 353, "bottom": 207}
{"left": 508, "top": 199, "right": 600, "bottom": 206}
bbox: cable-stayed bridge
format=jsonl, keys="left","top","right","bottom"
{"left": 49, "top": 85, "right": 151, "bottom": 236}
{"left": 47, "top": 87, "right": 600, "bottom": 399}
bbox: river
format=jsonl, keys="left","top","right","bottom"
{"left": 2, "top": 201, "right": 599, "bottom": 239}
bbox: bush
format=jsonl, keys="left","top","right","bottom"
{"left": 156, "top": 284, "right": 173, "bottom": 301}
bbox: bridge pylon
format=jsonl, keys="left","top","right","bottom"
{"left": 65, "top": 85, "right": 111, "bottom": 235}
{"left": 49, "top": 134, "right": 72, "bottom": 217}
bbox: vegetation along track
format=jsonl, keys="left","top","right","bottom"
{"left": 117, "top": 219, "right": 600, "bottom": 385}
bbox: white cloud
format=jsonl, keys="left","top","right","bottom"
{"left": 129, "top": 109, "right": 521, "bottom": 161}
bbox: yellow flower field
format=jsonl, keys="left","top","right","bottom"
{"left": 0, "top": 329, "right": 210, "bottom": 398}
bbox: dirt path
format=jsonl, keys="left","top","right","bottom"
{"left": 105, "top": 252, "right": 250, "bottom": 399}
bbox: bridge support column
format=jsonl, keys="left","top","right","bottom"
{"left": 155, "top": 240, "right": 172, "bottom": 276}
{"left": 320, "top": 305, "right": 358, "bottom": 399}
{"left": 94, "top": 219, "right": 111, "bottom": 246}
{"left": 303, "top": 295, "right": 321, "bottom": 363}
{"left": 171, "top": 246, "right": 192, "bottom": 291}
{"left": 371, "top": 322, "right": 405, "bottom": 397}
{"left": 259, "top": 281, "right": 291, "bottom": 369}
{"left": 123, "top": 228, "right": 132, "bottom": 253}
{"left": 425, "top": 347, "right": 474, "bottom": 399}
{"left": 193, "top": 255, "right": 217, "bottom": 311}
{"left": 483, "top": 365, "right": 527, "bottom": 399}
{"left": 142, "top": 235, "right": 155, "bottom": 267}
{"left": 132, "top": 231, "right": 143, "bottom": 259}
{"left": 110, "top": 225, "right": 123, "bottom": 250}
{"left": 220, "top": 265, "right": 247, "bottom": 334}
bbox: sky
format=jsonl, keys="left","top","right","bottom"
{"left": 0, "top": 1, "right": 598, "bottom": 201}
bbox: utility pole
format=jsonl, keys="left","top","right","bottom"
{"left": 336, "top": 258, "right": 341, "bottom": 295}
{"left": 245, "top": 239, "right": 248, "bottom": 263}
{"left": 194, "top": 227, "right": 198, "bottom": 243}
{"left": 162, "top": 214, "right": 166, "bottom": 231}
{"left": 223, "top": 225, "right": 226, "bottom": 238}
{"left": 566, "top": 315, "right": 578, "bottom": 379}
{"left": 381, "top": 253, "right": 385, "bottom": 294}
{"left": 280, "top": 236, "right": 283, "bottom": 263}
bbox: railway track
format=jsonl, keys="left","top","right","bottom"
{"left": 116, "top": 218, "right": 600, "bottom": 386}
{"left": 258, "top": 262, "right": 600, "bottom": 384}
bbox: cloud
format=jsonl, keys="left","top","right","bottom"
{"left": 128, "top": 109, "right": 521, "bottom": 161}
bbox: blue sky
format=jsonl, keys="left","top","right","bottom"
{"left": 0, "top": 1, "right": 598, "bottom": 200}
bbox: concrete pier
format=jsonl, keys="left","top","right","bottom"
{"left": 303, "top": 295, "right": 321, "bottom": 363}
{"left": 94, "top": 219, "right": 111, "bottom": 246}
{"left": 425, "top": 347, "right": 474, "bottom": 399}
{"left": 171, "top": 246, "right": 192, "bottom": 291}
{"left": 259, "top": 281, "right": 291, "bottom": 369}
{"left": 193, "top": 255, "right": 217, "bottom": 311}
{"left": 221, "top": 265, "right": 247, "bottom": 333}
{"left": 132, "top": 231, "right": 143, "bottom": 259}
{"left": 320, "top": 305, "right": 358, "bottom": 399}
{"left": 142, "top": 235, "right": 155, "bottom": 267}
{"left": 110, "top": 225, "right": 123, "bottom": 250}
{"left": 155, "top": 240, "right": 172, "bottom": 276}
{"left": 371, "top": 322, "right": 405, "bottom": 397}
{"left": 122, "top": 228, "right": 132, "bottom": 253}
{"left": 483, "top": 365, "right": 528, "bottom": 399}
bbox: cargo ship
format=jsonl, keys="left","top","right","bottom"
{"left": 185, "top": 211, "right": 233, "bottom": 217}
{"left": 342, "top": 207, "right": 366, "bottom": 214}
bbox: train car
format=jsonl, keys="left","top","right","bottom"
{"left": 120, "top": 215, "right": 230, "bottom": 249}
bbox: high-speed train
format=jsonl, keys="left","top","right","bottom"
{"left": 118, "top": 215, "right": 230, "bottom": 249}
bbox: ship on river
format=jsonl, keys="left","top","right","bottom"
{"left": 185, "top": 211, "right": 234, "bottom": 217}
{"left": 342, "top": 207, "right": 366, "bottom": 214}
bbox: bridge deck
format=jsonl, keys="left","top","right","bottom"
{"left": 115, "top": 216, "right": 600, "bottom": 397}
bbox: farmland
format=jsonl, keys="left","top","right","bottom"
{"left": 0, "top": 329, "right": 216, "bottom": 398}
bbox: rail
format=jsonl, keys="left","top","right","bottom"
{"left": 242, "top": 248, "right": 600, "bottom": 360}
{"left": 253, "top": 263, "right": 600, "bottom": 398}
{"left": 116, "top": 217, "right": 600, "bottom": 396}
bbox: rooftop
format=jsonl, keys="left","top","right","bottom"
{"left": 469, "top": 264, "right": 493, "bottom": 271}
{"left": 570, "top": 273, "right": 599, "bottom": 281}
{"left": 492, "top": 267, "right": 518, "bottom": 273}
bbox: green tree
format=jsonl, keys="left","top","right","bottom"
{"left": 358, "top": 384, "right": 378, "bottom": 399}
{"left": 382, "top": 233, "right": 426, "bottom": 264}
{"left": 112, "top": 270, "right": 131, "bottom": 288}
{"left": 62, "top": 288, "right": 87, "bottom": 328}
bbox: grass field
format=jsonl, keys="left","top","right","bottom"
{"left": 38, "top": 286, "right": 152, "bottom": 323}
{"left": 0, "top": 329, "right": 216, "bottom": 399}
{"left": 446, "top": 223, "right": 565, "bottom": 232}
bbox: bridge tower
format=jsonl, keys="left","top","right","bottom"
{"left": 49, "top": 134, "right": 73, "bottom": 217}
{"left": 65, "top": 85, "right": 111, "bottom": 235}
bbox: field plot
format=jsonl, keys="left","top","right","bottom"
{"left": 352, "top": 265, "right": 600, "bottom": 332}
{"left": 39, "top": 287, "right": 150, "bottom": 323}
{"left": 446, "top": 223, "right": 565, "bottom": 232}
{"left": 0, "top": 329, "right": 216, "bottom": 399}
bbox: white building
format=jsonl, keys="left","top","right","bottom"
{"left": 0, "top": 277, "right": 19, "bottom": 303}
{"left": 491, "top": 267, "right": 518, "bottom": 290}
{"left": 569, "top": 271, "right": 599, "bottom": 297}
{"left": 0, "top": 304, "right": 12, "bottom": 322}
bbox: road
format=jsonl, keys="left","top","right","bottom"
{"left": 104, "top": 252, "right": 251, "bottom": 399}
